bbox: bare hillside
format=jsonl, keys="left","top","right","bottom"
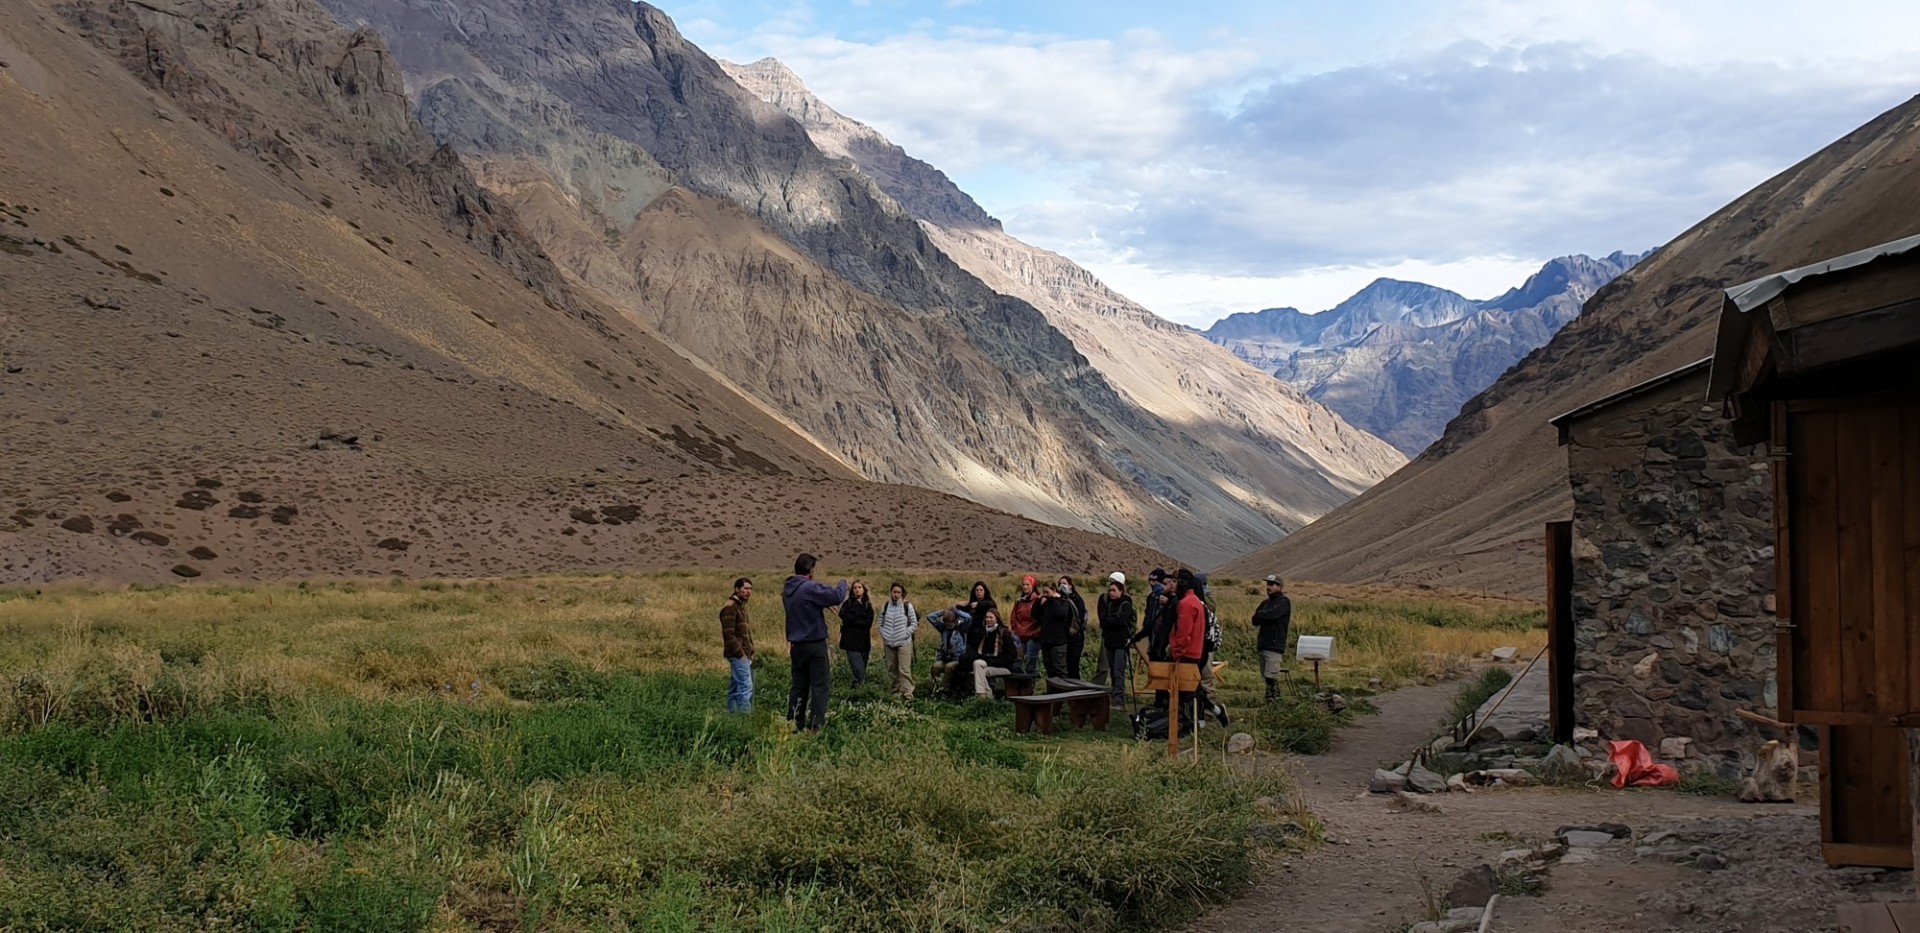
{"left": 1223, "top": 94, "right": 1920, "bottom": 597}
{"left": 0, "top": 0, "right": 1172, "bottom": 583}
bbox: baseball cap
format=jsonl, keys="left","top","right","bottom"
{"left": 1108, "top": 571, "right": 1126, "bottom": 586}
{"left": 1264, "top": 574, "right": 1284, "bottom": 586}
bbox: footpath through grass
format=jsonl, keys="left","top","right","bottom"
{"left": 0, "top": 574, "right": 1541, "bottom": 931}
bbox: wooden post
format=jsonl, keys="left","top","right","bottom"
{"left": 1910, "top": 727, "right": 1920, "bottom": 898}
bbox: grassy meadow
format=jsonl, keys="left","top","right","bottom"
{"left": 0, "top": 572, "right": 1543, "bottom": 931}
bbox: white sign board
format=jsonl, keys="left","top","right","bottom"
{"left": 1297, "top": 635, "right": 1335, "bottom": 662}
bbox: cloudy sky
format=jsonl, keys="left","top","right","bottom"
{"left": 678, "top": 1, "right": 1920, "bottom": 327}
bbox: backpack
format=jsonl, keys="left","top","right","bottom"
{"left": 1203, "top": 602, "right": 1223, "bottom": 655}
{"left": 1131, "top": 703, "right": 1198, "bottom": 741}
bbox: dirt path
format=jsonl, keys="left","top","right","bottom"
{"left": 1193, "top": 683, "right": 1905, "bottom": 933}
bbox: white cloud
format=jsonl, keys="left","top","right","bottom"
{"left": 705, "top": 25, "right": 1256, "bottom": 174}
{"left": 705, "top": 2, "right": 1920, "bottom": 326}
{"left": 1081, "top": 255, "right": 1551, "bottom": 329}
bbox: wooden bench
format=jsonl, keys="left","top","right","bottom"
{"left": 1839, "top": 903, "right": 1920, "bottom": 932}
{"left": 1011, "top": 689, "right": 1110, "bottom": 735}
{"left": 994, "top": 673, "right": 1038, "bottom": 698}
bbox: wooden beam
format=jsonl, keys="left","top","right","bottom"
{"left": 1770, "top": 261, "right": 1920, "bottom": 331}
{"left": 1773, "top": 402, "right": 1796, "bottom": 722}
{"left": 1781, "top": 300, "right": 1920, "bottom": 375}
{"left": 1825, "top": 842, "right": 1916, "bottom": 870}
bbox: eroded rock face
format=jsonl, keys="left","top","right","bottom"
{"left": 719, "top": 56, "right": 1406, "bottom": 553}
{"left": 1563, "top": 367, "right": 1775, "bottom": 778}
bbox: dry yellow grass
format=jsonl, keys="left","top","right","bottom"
{"left": 0, "top": 572, "right": 1543, "bottom": 726}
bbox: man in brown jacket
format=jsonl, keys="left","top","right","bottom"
{"left": 720, "top": 577, "right": 755, "bottom": 713}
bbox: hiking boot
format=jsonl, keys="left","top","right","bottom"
{"left": 1212, "top": 703, "right": 1231, "bottom": 727}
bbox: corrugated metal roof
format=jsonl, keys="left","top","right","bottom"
{"left": 1548, "top": 357, "right": 1713, "bottom": 445}
{"left": 1709, "top": 232, "right": 1920, "bottom": 400}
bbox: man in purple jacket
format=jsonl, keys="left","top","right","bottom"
{"left": 784, "top": 552, "right": 849, "bottom": 733}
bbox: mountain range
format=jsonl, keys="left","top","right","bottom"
{"left": 308, "top": 0, "right": 1405, "bottom": 565}
{"left": 1205, "top": 252, "right": 1647, "bottom": 455}
{"left": 1225, "top": 93, "right": 1920, "bottom": 596}
{"left": 0, "top": 0, "right": 1409, "bottom": 583}
{"left": 0, "top": 0, "right": 1176, "bottom": 582}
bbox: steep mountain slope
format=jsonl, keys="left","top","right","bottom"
{"left": 719, "top": 56, "right": 1404, "bottom": 539}
{"left": 0, "top": 0, "right": 1172, "bottom": 583}
{"left": 1207, "top": 253, "right": 1644, "bottom": 454}
{"left": 1223, "top": 96, "right": 1920, "bottom": 596}
{"left": 314, "top": 0, "right": 1404, "bottom": 564}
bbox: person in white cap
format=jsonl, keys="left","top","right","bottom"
{"left": 1095, "top": 571, "right": 1136, "bottom": 702}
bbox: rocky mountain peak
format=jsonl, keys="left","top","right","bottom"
{"left": 718, "top": 55, "right": 1002, "bottom": 231}
{"left": 1206, "top": 253, "right": 1644, "bottom": 455}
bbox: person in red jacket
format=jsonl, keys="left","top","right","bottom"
{"left": 1167, "top": 570, "right": 1208, "bottom": 717}
{"left": 1007, "top": 574, "right": 1041, "bottom": 675}
{"left": 1168, "top": 570, "right": 1207, "bottom": 664}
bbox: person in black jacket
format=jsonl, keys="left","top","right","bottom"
{"left": 968, "top": 608, "right": 1020, "bottom": 697}
{"left": 952, "top": 583, "right": 998, "bottom": 633}
{"left": 1096, "top": 572, "right": 1136, "bottom": 702}
{"left": 1130, "top": 568, "right": 1174, "bottom": 663}
{"left": 1035, "top": 581, "right": 1076, "bottom": 681}
{"left": 1056, "top": 576, "right": 1089, "bottom": 678}
{"left": 1253, "top": 574, "right": 1293, "bottom": 701}
{"left": 838, "top": 580, "right": 875, "bottom": 687}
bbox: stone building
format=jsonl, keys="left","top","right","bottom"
{"left": 1548, "top": 358, "right": 1776, "bottom": 778}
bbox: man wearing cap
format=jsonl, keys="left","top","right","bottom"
{"left": 1253, "top": 574, "right": 1293, "bottom": 701}
{"left": 1008, "top": 575, "right": 1042, "bottom": 675}
{"left": 1096, "top": 572, "right": 1136, "bottom": 702}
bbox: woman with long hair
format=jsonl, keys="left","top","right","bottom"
{"left": 838, "top": 580, "right": 875, "bottom": 687}
{"left": 1057, "top": 575, "right": 1089, "bottom": 679}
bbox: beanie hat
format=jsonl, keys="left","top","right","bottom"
{"left": 1108, "top": 571, "right": 1126, "bottom": 586}
{"left": 1022, "top": 574, "right": 1037, "bottom": 588}
{"left": 1148, "top": 567, "right": 1168, "bottom": 582}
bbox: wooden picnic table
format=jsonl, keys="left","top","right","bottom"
{"left": 1010, "top": 689, "right": 1110, "bottom": 734}
{"left": 1839, "top": 903, "right": 1920, "bottom": 932}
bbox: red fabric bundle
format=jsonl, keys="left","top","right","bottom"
{"left": 1607, "top": 739, "right": 1680, "bottom": 788}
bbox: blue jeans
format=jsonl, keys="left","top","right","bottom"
{"left": 727, "top": 657, "right": 754, "bottom": 713}
{"left": 1014, "top": 636, "right": 1041, "bottom": 675}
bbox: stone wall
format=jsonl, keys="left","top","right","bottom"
{"left": 1565, "top": 369, "right": 1776, "bottom": 779}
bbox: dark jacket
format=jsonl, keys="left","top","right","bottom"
{"left": 1132, "top": 586, "right": 1173, "bottom": 660}
{"left": 720, "top": 597, "right": 754, "bottom": 659}
{"left": 1097, "top": 592, "right": 1136, "bottom": 647}
{"left": 972, "top": 624, "right": 1019, "bottom": 668}
{"left": 1036, "top": 595, "right": 1076, "bottom": 647}
{"left": 959, "top": 596, "right": 996, "bottom": 634}
{"left": 838, "top": 595, "right": 874, "bottom": 652}
{"left": 1064, "top": 590, "right": 1088, "bottom": 637}
{"left": 1252, "top": 593, "right": 1292, "bottom": 653}
{"left": 783, "top": 575, "right": 849, "bottom": 644}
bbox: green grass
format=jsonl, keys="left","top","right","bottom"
{"left": 1445, "top": 667, "right": 1515, "bottom": 728}
{"left": 0, "top": 661, "right": 1284, "bottom": 931}
{"left": 1675, "top": 769, "right": 1743, "bottom": 798}
{"left": 0, "top": 574, "right": 1541, "bottom": 931}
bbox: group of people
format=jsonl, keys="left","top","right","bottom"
{"left": 716, "top": 553, "right": 1296, "bottom": 734}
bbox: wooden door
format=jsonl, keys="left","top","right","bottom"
{"left": 1778, "top": 394, "right": 1920, "bottom": 868}
{"left": 1546, "top": 521, "right": 1575, "bottom": 744}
